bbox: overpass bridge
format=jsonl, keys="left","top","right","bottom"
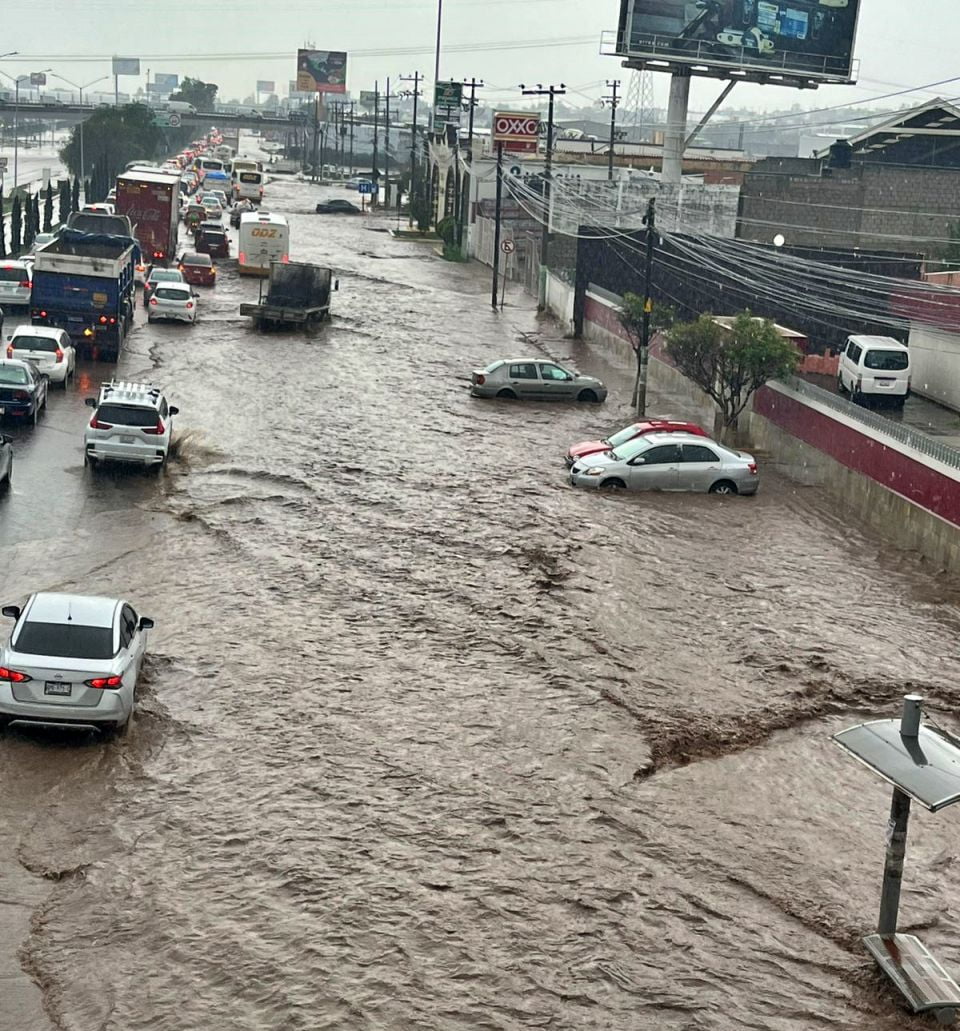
{"left": 0, "top": 100, "right": 305, "bottom": 132}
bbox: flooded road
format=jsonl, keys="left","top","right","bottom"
{"left": 2, "top": 171, "right": 960, "bottom": 1030}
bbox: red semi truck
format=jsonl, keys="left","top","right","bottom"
{"left": 114, "top": 169, "right": 180, "bottom": 269}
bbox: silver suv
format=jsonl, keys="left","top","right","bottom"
{"left": 83, "top": 381, "right": 179, "bottom": 470}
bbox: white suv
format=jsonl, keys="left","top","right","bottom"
{"left": 0, "top": 260, "right": 33, "bottom": 309}
{"left": 5, "top": 326, "right": 76, "bottom": 387}
{"left": 83, "top": 381, "right": 179, "bottom": 470}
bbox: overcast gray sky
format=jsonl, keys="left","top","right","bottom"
{"left": 3, "top": 0, "right": 953, "bottom": 117}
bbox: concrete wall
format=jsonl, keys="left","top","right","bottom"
{"left": 908, "top": 322, "right": 960, "bottom": 413}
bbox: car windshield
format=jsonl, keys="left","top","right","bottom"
{"left": 605, "top": 425, "right": 642, "bottom": 448}
{"left": 97, "top": 403, "right": 161, "bottom": 427}
{"left": 183, "top": 254, "right": 212, "bottom": 266}
{"left": 611, "top": 438, "right": 650, "bottom": 461}
{"left": 0, "top": 365, "right": 29, "bottom": 384}
{"left": 864, "top": 349, "right": 909, "bottom": 371}
{"left": 155, "top": 287, "right": 191, "bottom": 300}
{"left": 15, "top": 621, "right": 115, "bottom": 659}
{"left": 11, "top": 336, "right": 58, "bottom": 352}
{"left": 200, "top": 232, "right": 225, "bottom": 241}
{"left": 0, "top": 267, "right": 26, "bottom": 282}
{"left": 150, "top": 271, "right": 181, "bottom": 283}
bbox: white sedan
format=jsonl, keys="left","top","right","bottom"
{"left": 0, "top": 592, "right": 155, "bottom": 735}
{"left": 5, "top": 325, "right": 76, "bottom": 387}
{"left": 147, "top": 284, "right": 198, "bottom": 324}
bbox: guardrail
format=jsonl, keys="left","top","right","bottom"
{"left": 781, "top": 375, "right": 960, "bottom": 472}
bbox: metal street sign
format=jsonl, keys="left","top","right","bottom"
{"left": 112, "top": 57, "right": 140, "bottom": 76}
{"left": 434, "top": 81, "right": 462, "bottom": 108}
{"left": 493, "top": 111, "right": 541, "bottom": 153}
{"left": 152, "top": 112, "right": 182, "bottom": 127}
{"left": 358, "top": 181, "right": 375, "bottom": 195}
{"left": 509, "top": 164, "right": 521, "bottom": 176}
{"left": 501, "top": 239, "right": 515, "bottom": 254}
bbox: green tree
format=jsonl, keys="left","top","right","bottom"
{"left": 0, "top": 185, "right": 5, "bottom": 258}
{"left": 43, "top": 183, "right": 54, "bottom": 232}
{"left": 409, "top": 170, "right": 432, "bottom": 233}
{"left": 23, "top": 194, "right": 36, "bottom": 249}
{"left": 58, "top": 180, "right": 70, "bottom": 225}
{"left": 10, "top": 196, "right": 22, "bottom": 255}
{"left": 60, "top": 104, "right": 165, "bottom": 182}
{"left": 170, "top": 77, "right": 218, "bottom": 112}
{"left": 32, "top": 194, "right": 41, "bottom": 239}
{"left": 71, "top": 177, "right": 80, "bottom": 212}
{"left": 943, "top": 220, "right": 960, "bottom": 267}
{"left": 665, "top": 311, "right": 800, "bottom": 437}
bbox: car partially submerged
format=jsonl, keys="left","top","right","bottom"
{"left": 566, "top": 419, "right": 708, "bottom": 466}
{"left": 471, "top": 359, "right": 606, "bottom": 403}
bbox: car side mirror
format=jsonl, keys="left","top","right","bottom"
{"left": 1, "top": 605, "right": 21, "bottom": 620}
{"left": 138, "top": 616, "right": 155, "bottom": 631}
{"left": 630, "top": 457, "right": 646, "bottom": 465}
{"left": 84, "top": 397, "right": 97, "bottom": 408}
{"left": 169, "top": 406, "right": 179, "bottom": 415}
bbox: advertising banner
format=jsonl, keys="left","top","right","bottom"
{"left": 296, "top": 50, "right": 347, "bottom": 93}
{"left": 359, "top": 90, "right": 377, "bottom": 109}
{"left": 112, "top": 57, "right": 141, "bottom": 76}
{"left": 492, "top": 111, "right": 541, "bottom": 153}
{"left": 615, "top": 0, "right": 862, "bottom": 83}
{"left": 434, "top": 80, "right": 463, "bottom": 128}
{"left": 30, "top": 72, "right": 47, "bottom": 86}
{"left": 153, "top": 73, "right": 179, "bottom": 91}
{"left": 256, "top": 80, "right": 276, "bottom": 93}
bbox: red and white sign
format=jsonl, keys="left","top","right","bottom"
{"left": 493, "top": 111, "right": 540, "bottom": 154}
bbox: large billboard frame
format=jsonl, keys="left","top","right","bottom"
{"left": 614, "top": 0, "right": 863, "bottom": 85}
{"left": 296, "top": 50, "right": 347, "bottom": 94}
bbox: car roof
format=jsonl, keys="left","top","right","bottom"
{"left": 634, "top": 431, "right": 720, "bottom": 446}
{"left": 500, "top": 357, "right": 567, "bottom": 365}
{"left": 848, "top": 335, "right": 908, "bottom": 350}
{"left": 98, "top": 381, "right": 166, "bottom": 407}
{"left": 0, "top": 358, "right": 33, "bottom": 369}
{"left": 25, "top": 592, "right": 119, "bottom": 628}
{"left": 7, "top": 325, "right": 65, "bottom": 339}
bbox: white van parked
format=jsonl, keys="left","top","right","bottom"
{"left": 838, "top": 335, "right": 911, "bottom": 406}
{"left": 238, "top": 212, "right": 289, "bottom": 276}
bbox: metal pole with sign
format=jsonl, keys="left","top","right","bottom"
{"left": 490, "top": 141, "right": 503, "bottom": 310}
{"left": 500, "top": 238, "right": 515, "bottom": 309}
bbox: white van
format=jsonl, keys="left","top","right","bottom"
{"left": 238, "top": 212, "right": 289, "bottom": 276}
{"left": 230, "top": 158, "right": 262, "bottom": 179}
{"left": 165, "top": 100, "right": 197, "bottom": 115}
{"left": 838, "top": 335, "right": 911, "bottom": 405}
{"left": 234, "top": 169, "right": 264, "bottom": 202}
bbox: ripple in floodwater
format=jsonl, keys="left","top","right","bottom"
{"left": 1, "top": 173, "right": 960, "bottom": 1031}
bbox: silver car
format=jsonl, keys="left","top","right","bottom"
{"left": 471, "top": 358, "right": 607, "bottom": 403}
{"left": 0, "top": 592, "right": 155, "bottom": 735}
{"left": 569, "top": 431, "right": 759, "bottom": 495}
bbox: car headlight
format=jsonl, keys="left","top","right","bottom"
{"left": 584, "top": 468, "right": 605, "bottom": 476}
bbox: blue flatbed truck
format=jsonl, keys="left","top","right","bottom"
{"left": 30, "top": 229, "right": 139, "bottom": 361}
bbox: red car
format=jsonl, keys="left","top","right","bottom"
{"left": 178, "top": 252, "right": 216, "bottom": 287}
{"left": 566, "top": 420, "right": 708, "bottom": 466}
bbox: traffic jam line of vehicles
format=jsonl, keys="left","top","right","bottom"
{"left": 471, "top": 359, "right": 760, "bottom": 496}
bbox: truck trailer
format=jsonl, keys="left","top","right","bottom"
{"left": 239, "top": 260, "right": 335, "bottom": 330}
{"left": 114, "top": 169, "right": 180, "bottom": 267}
{"left": 30, "top": 229, "right": 138, "bottom": 361}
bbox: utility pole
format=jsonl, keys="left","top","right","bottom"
{"left": 602, "top": 79, "right": 620, "bottom": 181}
{"left": 635, "top": 197, "right": 656, "bottom": 418}
{"left": 400, "top": 72, "right": 423, "bottom": 228}
{"left": 463, "top": 77, "right": 483, "bottom": 152}
{"left": 491, "top": 141, "right": 504, "bottom": 310}
{"left": 458, "top": 77, "right": 484, "bottom": 247}
{"left": 384, "top": 77, "right": 391, "bottom": 207}
{"left": 372, "top": 81, "right": 380, "bottom": 206}
{"left": 349, "top": 101, "right": 355, "bottom": 176}
{"left": 521, "top": 82, "right": 565, "bottom": 310}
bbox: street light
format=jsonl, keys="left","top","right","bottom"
{"left": 51, "top": 74, "right": 109, "bottom": 198}
{"left": 0, "top": 67, "right": 52, "bottom": 189}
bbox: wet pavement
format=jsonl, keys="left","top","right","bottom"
{"left": 2, "top": 165, "right": 960, "bottom": 1030}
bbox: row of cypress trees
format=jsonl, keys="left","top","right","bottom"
{"left": 0, "top": 178, "right": 82, "bottom": 258}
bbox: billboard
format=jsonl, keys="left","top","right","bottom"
{"left": 30, "top": 72, "right": 47, "bottom": 86}
{"left": 434, "top": 80, "right": 462, "bottom": 128}
{"left": 153, "top": 73, "right": 179, "bottom": 91}
{"left": 492, "top": 111, "right": 541, "bottom": 153}
{"left": 257, "top": 80, "right": 276, "bottom": 93}
{"left": 296, "top": 50, "right": 347, "bottom": 93}
{"left": 359, "top": 90, "right": 377, "bottom": 109}
{"left": 112, "top": 57, "right": 141, "bottom": 76}
{"left": 615, "top": 0, "right": 862, "bottom": 83}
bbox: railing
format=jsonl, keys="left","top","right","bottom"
{"left": 780, "top": 375, "right": 960, "bottom": 472}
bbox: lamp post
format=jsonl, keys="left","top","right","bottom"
{"left": 51, "top": 74, "right": 108, "bottom": 200}
{"left": 1, "top": 67, "right": 52, "bottom": 189}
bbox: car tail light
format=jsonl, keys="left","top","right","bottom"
{"left": 281, "top": 254, "right": 289, "bottom": 264}
{"left": 186, "top": 302, "right": 193, "bottom": 309}
{"left": 154, "top": 251, "right": 163, "bottom": 259}
{"left": 238, "top": 251, "right": 245, "bottom": 263}
{"left": 39, "top": 310, "right": 47, "bottom": 318}
{"left": 85, "top": 675, "right": 122, "bottom": 689}
{"left": 0, "top": 666, "right": 32, "bottom": 683}
{"left": 90, "top": 415, "right": 113, "bottom": 429}
{"left": 150, "top": 298, "right": 158, "bottom": 306}
{"left": 20, "top": 280, "right": 31, "bottom": 289}
{"left": 748, "top": 462, "right": 758, "bottom": 475}
{"left": 109, "top": 317, "right": 116, "bottom": 325}
{"left": 475, "top": 374, "right": 485, "bottom": 385}
{"left": 99, "top": 315, "right": 107, "bottom": 325}
{"left": 55, "top": 348, "right": 63, "bottom": 363}
{"left": 143, "top": 418, "right": 165, "bottom": 436}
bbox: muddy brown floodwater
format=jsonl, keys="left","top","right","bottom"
{"left": 2, "top": 171, "right": 960, "bottom": 1031}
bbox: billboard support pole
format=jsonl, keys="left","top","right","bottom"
{"left": 372, "top": 81, "right": 380, "bottom": 207}
{"left": 491, "top": 141, "right": 503, "bottom": 310}
{"left": 661, "top": 70, "right": 690, "bottom": 186}
{"left": 684, "top": 80, "right": 737, "bottom": 149}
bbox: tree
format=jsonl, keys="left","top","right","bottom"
{"left": 618, "top": 293, "right": 676, "bottom": 410}
{"left": 60, "top": 103, "right": 165, "bottom": 183}
{"left": 10, "top": 195, "right": 23, "bottom": 255}
{"left": 170, "top": 77, "right": 218, "bottom": 112}
{"left": 23, "top": 194, "right": 36, "bottom": 249}
{"left": 409, "top": 169, "right": 432, "bottom": 233}
{"left": 58, "top": 179, "right": 70, "bottom": 225}
{"left": 942, "top": 221, "right": 960, "bottom": 267}
{"left": 32, "top": 194, "right": 41, "bottom": 239}
{"left": 43, "top": 183, "right": 54, "bottom": 232}
{"left": 71, "top": 177, "right": 80, "bottom": 212}
{"left": 0, "top": 185, "right": 5, "bottom": 258}
{"left": 665, "top": 311, "right": 800, "bottom": 437}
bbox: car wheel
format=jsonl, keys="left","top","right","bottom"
{"left": 709, "top": 480, "right": 738, "bottom": 496}
{"left": 84, "top": 453, "right": 99, "bottom": 470}
{"left": 577, "top": 389, "right": 598, "bottom": 403}
{"left": 495, "top": 388, "right": 517, "bottom": 399}
{"left": 837, "top": 375, "right": 846, "bottom": 394}
{"left": 31, "top": 404, "right": 38, "bottom": 426}
{"left": 147, "top": 315, "right": 154, "bottom": 324}
{"left": 599, "top": 478, "right": 625, "bottom": 490}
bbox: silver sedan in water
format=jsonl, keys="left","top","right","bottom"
{"left": 470, "top": 358, "right": 607, "bottom": 403}
{"left": 569, "top": 432, "right": 759, "bottom": 495}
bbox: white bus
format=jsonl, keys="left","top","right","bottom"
{"left": 234, "top": 169, "right": 264, "bottom": 202}
{"left": 238, "top": 212, "right": 289, "bottom": 276}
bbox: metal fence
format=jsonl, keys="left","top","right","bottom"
{"left": 781, "top": 376, "right": 960, "bottom": 472}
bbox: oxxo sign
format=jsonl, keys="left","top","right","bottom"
{"left": 492, "top": 111, "right": 540, "bottom": 154}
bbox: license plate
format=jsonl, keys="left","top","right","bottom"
{"left": 44, "top": 681, "right": 72, "bottom": 696}
{"left": 120, "top": 435, "right": 135, "bottom": 444}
